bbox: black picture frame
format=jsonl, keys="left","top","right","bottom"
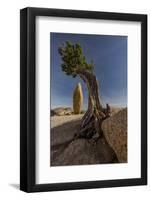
{"left": 20, "top": 7, "right": 147, "bottom": 192}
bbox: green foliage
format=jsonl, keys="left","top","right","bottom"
{"left": 58, "top": 41, "right": 94, "bottom": 77}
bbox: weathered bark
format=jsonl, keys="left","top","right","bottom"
{"left": 74, "top": 69, "right": 111, "bottom": 139}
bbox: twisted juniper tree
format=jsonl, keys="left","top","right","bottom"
{"left": 58, "top": 41, "right": 110, "bottom": 139}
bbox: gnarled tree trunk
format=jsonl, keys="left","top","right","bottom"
{"left": 74, "top": 69, "right": 110, "bottom": 139}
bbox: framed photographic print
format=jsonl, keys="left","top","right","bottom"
{"left": 20, "top": 7, "right": 147, "bottom": 192}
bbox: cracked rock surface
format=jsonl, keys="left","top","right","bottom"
{"left": 102, "top": 108, "right": 127, "bottom": 163}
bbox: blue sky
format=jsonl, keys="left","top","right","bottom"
{"left": 50, "top": 32, "right": 127, "bottom": 109}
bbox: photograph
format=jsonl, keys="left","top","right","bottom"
{"left": 20, "top": 7, "right": 147, "bottom": 192}
{"left": 50, "top": 32, "right": 127, "bottom": 166}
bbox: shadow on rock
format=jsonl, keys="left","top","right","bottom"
{"left": 50, "top": 119, "right": 118, "bottom": 166}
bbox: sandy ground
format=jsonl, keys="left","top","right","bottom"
{"left": 50, "top": 114, "right": 83, "bottom": 147}
{"left": 51, "top": 114, "right": 83, "bottom": 128}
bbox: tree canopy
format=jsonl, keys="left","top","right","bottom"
{"left": 58, "top": 41, "right": 110, "bottom": 140}
{"left": 58, "top": 41, "right": 94, "bottom": 77}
